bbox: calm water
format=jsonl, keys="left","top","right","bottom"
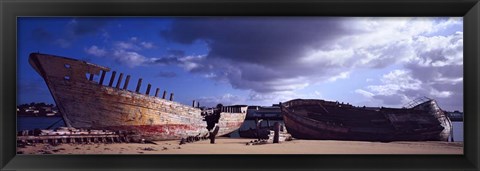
{"left": 452, "top": 121, "right": 463, "bottom": 142}
{"left": 17, "top": 116, "right": 65, "bottom": 131}
{"left": 17, "top": 117, "right": 463, "bottom": 142}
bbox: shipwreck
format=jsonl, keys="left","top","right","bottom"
{"left": 28, "top": 53, "right": 247, "bottom": 141}
{"left": 280, "top": 98, "right": 452, "bottom": 141}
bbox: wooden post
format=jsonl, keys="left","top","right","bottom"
{"left": 115, "top": 73, "right": 124, "bottom": 89}
{"left": 155, "top": 88, "right": 160, "bottom": 97}
{"left": 450, "top": 126, "right": 454, "bottom": 142}
{"left": 209, "top": 125, "right": 219, "bottom": 144}
{"left": 273, "top": 122, "right": 280, "bottom": 143}
{"left": 162, "top": 91, "right": 167, "bottom": 99}
{"left": 99, "top": 70, "right": 106, "bottom": 85}
{"left": 135, "top": 78, "right": 142, "bottom": 93}
{"left": 89, "top": 73, "right": 94, "bottom": 81}
{"left": 170, "top": 93, "right": 174, "bottom": 101}
{"left": 108, "top": 71, "right": 116, "bottom": 87}
{"left": 146, "top": 84, "right": 152, "bottom": 95}
{"left": 255, "top": 118, "right": 260, "bottom": 139}
{"left": 123, "top": 75, "right": 130, "bottom": 90}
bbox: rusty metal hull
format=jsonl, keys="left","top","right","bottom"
{"left": 28, "top": 53, "right": 246, "bottom": 141}
{"left": 281, "top": 99, "right": 452, "bottom": 141}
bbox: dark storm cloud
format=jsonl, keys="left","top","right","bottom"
{"left": 56, "top": 18, "right": 109, "bottom": 48}
{"left": 158, "top": 17, "right": 462, "bottom": 110}
{"left": 162, "top": 17, "right": 352, "bottom": 66}
{"left": 150, "top": 57, "right": 182, "bottom": 65}
{"left": 31, "top": 28, "right": 53, "bottom": 42}
{"left": 68, "top": 19, "right": 108, "bottom": 36}
{"left": 160, "top": 17, "right": 357, "bottom": 93}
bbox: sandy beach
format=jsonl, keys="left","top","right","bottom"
{"left": 17, "top": 138, "right": 463, "bottom": 155}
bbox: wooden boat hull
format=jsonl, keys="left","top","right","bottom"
{"left": 281, "top": 99, "right": 452, "bottom": 141}
{"left": 28, "top": 53, "right": 246, "bottom": 141}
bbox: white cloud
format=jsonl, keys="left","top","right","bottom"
{"left": 429, "top": 89, "right": 453, "bottom": 98}
{"left": 355, "top": 89, "right": 374, "bottom": 98}
{"left": 84, "top": 45, "right": 107, "bottom": 57}
{"left": 112, "top": 50, "right": 148, "bottom": 68}
{"left": 326, "top": 71, "right": 350, "bottom": 82}
{"left": 85, "top": 36, "right": 159, "bottom": 67}
{"left": 141, "top": 41, "right": 154, "bottom": 49}
{"left": 197, "top": 93, "right": 245, "bottom": 107}
{"left": 367, "top": 70, "right": 423, "bottom": 97}
{"left": 248, "top": 91, "right": 298, "bottom": 105}
{"left": 177, "top": 55, "right": 205, "bottom": 71}
{"left": 114, "top": 41, "right": 140, "bottom": 51}
{"left": 114, "top": 37, "right": 155, "bottom": 51}
{"left": 301, "top": 49, "right": 354, "bottom": 67}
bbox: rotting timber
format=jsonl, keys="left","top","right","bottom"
{"left": 28, "top": 53, "right": 247, "bottom": 141}
{"left": 17, "top": 127, "right": 130, "bottom": 146}
{"left": 280, "top": 98, "right": 452, "bottom": 141}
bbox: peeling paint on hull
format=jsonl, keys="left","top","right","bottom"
{"left": 28, "top": 53, "right": 247, "bottom": 141}
{"left": 281, "top": 99, "right": 452, "bottom": 141}
{"left": 100, "top": 124, "right": 206, "bottom": 140}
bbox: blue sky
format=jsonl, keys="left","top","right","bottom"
{"left": 17, "top": 17, "right": 463, "bottom": 111}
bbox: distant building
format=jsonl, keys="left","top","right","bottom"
{"left": 446, "top": 110, "right": 463, "bottom": 122}
{"left": 246, "top": 104, "right": 282, "bottom": 120}
{"left": 17, "top": 103, "right": 60, "bottom": 117}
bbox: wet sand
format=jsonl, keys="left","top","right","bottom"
{"left": 17, "top": 138, "right": 463, "bottom": 155}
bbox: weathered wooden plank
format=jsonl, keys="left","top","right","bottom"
{"left": 89, "top": 73, "right": 94, "bottom": 81}
{"left": 123, "top": 75, "right": 130, "bottom": 90}
{"left": 115, "top": 73, "right": 124, "bottom": 89}
{"left": 28, "top": 53, "right": 247, "bottom": 141}
{"left": 135, "top": 78, "right": 142, "bottom": 93}
{"left": 108, "top": 71, "right": 116, "bottom": 87}
{"left": 99, "top": 70, "right": 106, "bottom": 85}
{"left": 146, "top": 84, "right": 151, "bottom": 95}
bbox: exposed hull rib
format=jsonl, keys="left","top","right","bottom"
{"left": 280, "top": 99, "right": 452, "bottom": 141}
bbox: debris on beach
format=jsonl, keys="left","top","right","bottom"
{"left": 142, "top": 147, "right": 157, "bottom": 151}
{"left": 245, "top": 122, "right": 293, "bottom": 146}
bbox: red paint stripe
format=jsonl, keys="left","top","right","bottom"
{"left": 98, "top": 124, "right": 205, "bottom": 136}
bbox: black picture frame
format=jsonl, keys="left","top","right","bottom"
{"left": 1, "top": 0, "right": 479, "bottom": 170}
